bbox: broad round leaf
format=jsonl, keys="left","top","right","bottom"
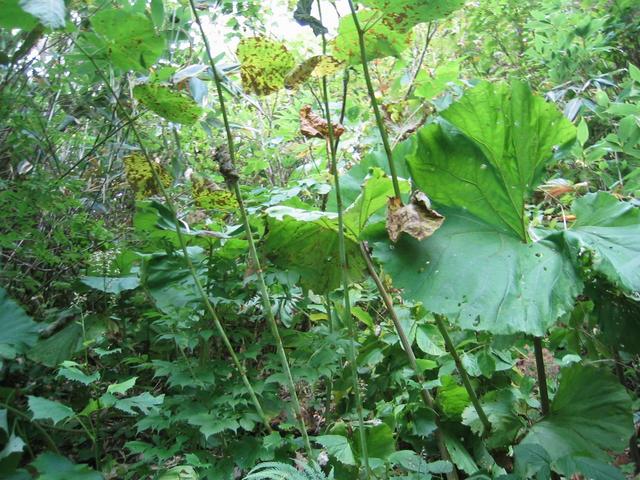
{"left": 91, "top": 9, "right": 165, "bottom": 72}
{"left": 263, "top": 206, "right": 366, "bottom": 294}
{"left": 332, "top": 10, "right": 411, "bottom": 65}
{"left": 520, "top": 364, "right": 633, "bottom": 462}
{"left": 237, "top": 37, "right": 295, "bottom": 96}
{"left": 360, "top": 0, "right": 464, "bottom": 32}
{"left": 373, "top": 210, "right": 581, "bottom": 336}
{"left": 409, "top": 81, "right": 576, "bottom": 241}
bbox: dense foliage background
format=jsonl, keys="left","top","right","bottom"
{"left": 1, "top": 0, "right": 639, "bottom": 479}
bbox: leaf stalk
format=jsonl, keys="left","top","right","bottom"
{"left": 434, "top": 314, "right": 492, "bottom": 434}
{"left": 360, "top": 244, "right": 458, "bottom": 480}
{"left": 187, "top": 0, "right": 313, "bottom": 458}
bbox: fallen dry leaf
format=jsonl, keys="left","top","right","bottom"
{"left": 300, "top": 105, "right": 345, "bottom": 140}
{"left": 386, "top": 191, "right": 444, "bottom": 242}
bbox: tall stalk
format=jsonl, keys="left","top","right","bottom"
{"left": 434, "top": 315, "right": 491, "bottom": 433}
{"left": 360, "top": 244, "right": 458, "bottom": 480}
{"left": 73, "top": 41, "right": 271, "bottom": 432}
{"left": 533, "top": 337, "right": 551, "bottom": 416}
{"left": 346, "top": 0, "right": 490, "bottom": 438}
{"left": 318, "top": 1, "right": 370, "bottom": 476}
{"left": 346, "top": 0, "right": 401, "bottom": 199}
{"left": 187, "top": 0, "right": 313, "bottom": 458}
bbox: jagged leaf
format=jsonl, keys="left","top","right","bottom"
{"left": 28, "top": 396, "right": 74, "bottom": 425}
{"left": 188, "top": 414, "right": 239, "bottom": 440}
{"left": 563, "top": 192, "right": 640, "bottom": 292}
{"left": 315, "top": 435, "right": 356, "bottom": 466}
{"left": 263, "top": 206, "right": 366, "bottom": 294}
{"left": 237, "top": 37, "right": 295, "bottom": 96}
{"left": 360, "top": 0, "right": 464, "bottom": 32}
{"left": 133, "top": 83, "right": 203, "bottom": 125}
{"left": 462, "top": 389, "right": 525, "bottom": 449}
{"left": 58, "top": 362, "right": 100, "bottom": 386}
{"left": 409, "top": 81, "right": 576, "bottom": 241}
{"left": 91, "top": 9, "right": 165, "bottom": 72}
{"left": 332, "top": 10, "right": 411, "bottom": 65}
{"left": 373, "top": 210, "right": 581, "bottom": 336}
{"left": 520, "top": 365, "right": 633, "bottom": 462}
{"left": 112, "top": 392, "right": 164, "bottom": 415}
{"left": 0, "top": 287, "right": 40, "bottom": 360}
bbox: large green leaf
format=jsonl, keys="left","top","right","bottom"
{"left": 563, "top": 192, "right": 640, "bottom": 292}
{"left": 133, "top": 83, "right": 203, "bottom": 125}
{"left": 236, "top": 37, "right": 295, "bottom": 96}
{"left": 359, "top": 0, "right": 464, "bottom": 32}
{"left": 17, "top": 0, "right": 65, "bottom": 28}
{"left": 263, "top": 206, "right": 366, "bottom": 294}
{"left": 31, "top": 452, "right": 102, "bottom": 480}
{"left": 143, "top": 251, "right": 201, "bottom": 313}
{"left": 520, "top": 364, "right": 633, "bottom": 463}
{"left": 28, "top": 315, "right": 106, "bottom": 367}
{"left": 0, "top": 287, "right": 40, "bottom": 360}
{"left": 81, "top": 275, "right": 140, "bottom": 295}
{"left": 0, "top": 0, "right": 37, "bottom": 29}
{"left": 91, "top": 9, "right": 165, "bottom": 72}
{"left": 28, "top": 396, "right": 74, "bottom": 425}
{"left": 332, "top": 10, "right": 411, "bottom": 65}
{"left": 462, "top": 389, "right": 525, "bottom": 449}
{"left": 409, "top": 81, "right": 576, "bottom": 241}
{"left": 373, "top": 210, "right": 581, "bottom": 335}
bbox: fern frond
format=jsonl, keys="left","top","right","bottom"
{"left": 243, "top": 460, "right": 333, "bottom": 480}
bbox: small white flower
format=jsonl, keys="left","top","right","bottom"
{"left": 317, "top": 450, "right": 329, "bottom": 466}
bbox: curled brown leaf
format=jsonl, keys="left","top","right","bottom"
{"left": 299, "top": 105, "right": 345, "bottom": 140}
{"left": 386, "top": 191, "right": 444, "bottom": 242}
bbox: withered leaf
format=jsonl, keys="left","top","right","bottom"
{"left": 386, "top": 191, "right": 444, "bottom": 242}
{"left": 236, "top": 37, "right": 295, "bottom": 96}
{"left": 300, "top": 105, "right": 345, "bottom": 140}
{"left": 284, "top": 55, "right": 343, "bottom": 89}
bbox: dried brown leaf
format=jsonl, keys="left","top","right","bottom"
{"left": 300, "top": 105, "right": 345, "bottom": 140}
{"left": 386, "top": 191, "right": 444, "bottom": 242}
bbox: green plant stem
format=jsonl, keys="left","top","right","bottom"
{"left": 533, "top": 337, "right": 550, "bottom": 416}
{"left": 346, "top": 0, "right": 401, "bottom": 200}
{"left": 324, "top": 295, "right": 334, "bottom": 424}
{"left": 360, "top": 244, "right": 458, "bottom": 480}
{"left": 322, "top": 70, "right": 371, "bottom": 480}
{"left": 73, "top": 40, "right": 271, "bottom": 433}
{"left": 232, "top": 184, "right": 313, "bottom": 458}
{"left": 434, "top": 314, "right": 491, "bottom": 434}
{"left": 187, "top": 0, "right": 312, "bottom": 457}
{"left": 318, "top": 1, "right": 370, "bottom": 475}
